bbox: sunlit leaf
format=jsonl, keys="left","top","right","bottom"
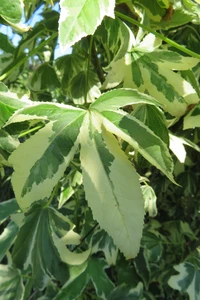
{"left": 59, "top": 0, "right": 115, "bottom": 51}
{"left": 80, "top": 112, "right": 145, "bottom": 259}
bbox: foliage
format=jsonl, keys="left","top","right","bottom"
{"left": 0, "top": 0, "right": 200, "bottom": 299}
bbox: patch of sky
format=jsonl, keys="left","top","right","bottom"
{"left": 0, "top": 2, "right": 72, "bottom": 58}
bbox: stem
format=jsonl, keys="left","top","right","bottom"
{"left": 18, "top": 125, "right": 44, "bottom": 138}
{"left": 91, "top": 40, "right": 105, "bottom": 84}
{"left": 115, "top": 11, "right": 200, "bottom": 59}
{"left": 43, "top": 183, "right": 59, "bottom": 208}
{"left": 85, "top": 36, "right": 94, "bottom": 103}
{"left": 0, "top": 32, "right": 58, "bottom": 81}
{"left": 72, "top": 223, "right": 99, "bottom": 252}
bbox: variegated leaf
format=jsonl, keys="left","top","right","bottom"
{"left": 184, "top": 103, "right": 200, "bottom": 129}
{"left": 168, "top": 256, "right": 200, "bottom": 300}
{"left": 0, "top": 198, "right": 19, "bottom": 223}
{"left": 90, "top": 88, "right": 161, "bottom": 112}
{"left": 0, "top": 265, "right": 24, "bottom": 300}
{"left": 103, "top": 50, "right": 199, "bottom": 117}
{"left": 91, "top": 229, "right": 118, "bottom": 265}
{"left": 80, "top": 112, "right": 145, "bottom": 259}
{"left": 54, "top": 257, "right": 114, "bottom": 300}
{"left": 0, "top": 221, "right": 19, "bottom": 262}
{"left": 59, "top": 0, "right": 115, "bottom": 52}
{"left": 100, "top": 109, "right": 175, "bottom": 183}
{"left": 9, "top": 104, "right": 86, "bottom": 211}
{"left": 12, "top": 205, "right": 90, "bottom": 289}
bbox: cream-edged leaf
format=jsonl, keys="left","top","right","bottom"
{"left": 168, "top": 256, "right": 200, "bottom": 300}
{"left": 80, "top": 112, "right": 145, "bottom": 259}
{"left": 91, "top": 88, "right": 161, "bottom": 112}
{"left": 59, "top": 0, "right": 115, "bottom": 52}
{"left": 100, "top": 110, "right": 175, "bottom": 183}
{"left": 9, "top": 107, "right": 86, "bottom": 211}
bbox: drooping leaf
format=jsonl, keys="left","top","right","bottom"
{"left": 142, "top": 185, "right": 158, "bottom": 218}
{"left": 100, "top": 110, "right": 175, "bottom": 183}
{"left": 0, "top": 264, "right": 24, "bottom": 300}
{"left": 12, "top": 205, "right": 90, "bottom": 289}
{"left": 0, "top": 221, "right": 19, "bottom": 262}
{"left": 80, "top": 112, "right": 145, "bottom": 259}
{"left": 54, "top": 257, "right": 115, "bottom": 300}
{"left": 9, "top": 103, "right": 86, "bottom": 211}
{"left": 59, "top": 0, "right": 115, "bottom": 51}
{"left": 168, "top": 255, "right": 200, "bottom": 300}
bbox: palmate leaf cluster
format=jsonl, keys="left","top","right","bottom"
{"left": 0, "top": 0, "right": 200, "bottom": 299}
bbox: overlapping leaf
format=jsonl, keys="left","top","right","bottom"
{"left": 12, "top": 205, "right": 90, "bottom": 289}
{"left": 59, "top": 0, "right": 115, "bottom": 52}
{"left": 0, "top": 221, "right": 19, "bottom": 262}
{"left": 103, "top": 48, "right": 199, "bottom": 117}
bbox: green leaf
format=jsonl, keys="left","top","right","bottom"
{"left": 0, "top": 198, "right": 20, "bottom": 223}
{"left": 69, "top": 68, "right": 101, "bottom": 105}
{"left": 0, "top": 221, "right": 19, "bottom": 262}
{"left": 80, "top": 112, "right": 145, "bottom": 259}
{"left": 29, "top": 63, "right": 60, "bottom": 92}
{"left": 134, "top": 248, "right": 151, "bottom": 289}
{"left": 12, "top": 205, "right": 90, "bottom": 289}
{"left": 100, "top": 110, "right": 175, "bottom": 183}
{"left": 54, "top": 257, "right": 115, "bottom": 300}
{"left": 0, "top": 129, "right": 19, "bottom": 153}
{"left": 90, "top": 88, "right": 161, "bottom": 112}
{"left": 142, "top": 230, "right": 163, "bottom": 263}
{"left": 91, "top": 229, "right": 118, "bottom": 265}
{"left": 0, "top": 0, "right": 23, "bottom": 24}
{"left": 9, "top": 103, "right": 86, "bottom": 211}
{"left": 59, "top": 0, "right": 115, "bottom": 51}
{"left": 168, "top": 255, "right": 200, "bottom": 300}
{"left": 0, "top": 264, "right": 24, "bottom": 300}
{"left": 0, "top": 33, "right": 15, "bottom": 54}
{"left": 108, "top": 282, "right": 144, "bottom": 300}
{"left": 132, "top": 104, "right": 169, "bottom": 146}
